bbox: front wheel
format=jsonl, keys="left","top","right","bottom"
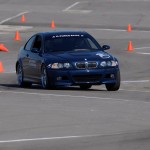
{"left": 105, "top": 71, "right": 120, "bottom": 91}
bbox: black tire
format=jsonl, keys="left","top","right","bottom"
{"left": 17, "top": 63, "right": 32, "bottom": 88}
{"left": 105, "top": 71, "right": 120, "bottom": 91}
{"left": 80, "top": 84, "right": 92, "bottom": 90}
{"left": 41, "top": 65, "right": 50, "bottom": 89}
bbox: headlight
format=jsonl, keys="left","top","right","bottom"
{"left": 111, "top": 60, "right": 118, "bottom": 66}
{"left": 107, "top": 61, "right": 112, "bottom": 66}
{"left": 47, "top": 63, "right": 72, "bottom": 69}
{"left": 100, "top": 61, "right": 107, "bottom": 67}
{"left": 63, "top": 63, "right": 71, "bottom": 69}
{"left": 100, "top": 61, "right": 118, "bottom": 67}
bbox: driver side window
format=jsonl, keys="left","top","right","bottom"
{"left": 32, "top": 35, "right": 42, "bottom": 52}
{"left": 24, "top": 36, "right": 36, "bottom": 51}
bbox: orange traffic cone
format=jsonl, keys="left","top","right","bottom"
{"left": 21, "top": 15, "right": 25, "bottom": 23}
{"left": 0, "top": 44, "right": 9, "bottom": 52}
{"left": 0, "top": 61, "right": 4, "bottom": 73}
{"left": 127, "top": 24, "right": 132, "bottom": 32}
{"left": 14, "top": 31, "right": 21, "bottom": 41}
{"left": 50, "top": 20, "right": 55, "bottom": 29}
{"left": 127, "top": 41, "right": 133, "bottom": 51}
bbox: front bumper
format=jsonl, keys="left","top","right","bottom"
{"left": 47, "top": 68, "right": 120, "bottom": 86}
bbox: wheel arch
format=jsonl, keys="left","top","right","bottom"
{"left": 16, "top": 61, "right": 20, "bottom": 74}
{"left": 41, "top": 63, "right": 47, "bottom": 71}
{"left": 16, "top": 60, "right": 22, "bottom": 73}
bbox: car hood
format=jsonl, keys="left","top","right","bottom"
{"left": 47, "top": 50, "right": 114, "bottom": 62}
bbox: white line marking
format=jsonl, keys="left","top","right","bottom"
{"left": 135, "top": 47, "right": 150, "bottom": 50}
{"left": 0, "top": 11, "right": 29, "bottom": 25}
{"left": 120, "top": 89, "right": 150, "bottom": 93}
{"left": 1, "top": 128, "right": 150, "bottom": 143}
{"left": 122, "top": 80, "right": 150, "bottom": 83}
{"left": 0, "top": 135, "right": 95, "bottom": 143}
{"left": 0, "top": 89, "right": 150, "bottom": 102}
{"left": 92, "top": 28, "right": 150, "bottom": 33}
{"left": 64, "top": 10, "right": 92, "bottom": 13}
{"left": 94, "top": 28, "right": 126, "bottom": 32}
{"left": 63, "top": 2, "right": 80, "bottom": 11}
{"left": 137, "top": 52, "right": 150, "bottom": 55}
{"left": 133, "top": 47, "right": 150, "bottom": 55}
{"left": 0, "top": 90, "right": 122, "bottom": 100}
{"left": 63, "top": 1, "right": 92, "bottom": 14}
{"left": 0, "top": 25, "right": 32, "bottom": 32}
{"left": 99, "top": 87, "right": 150, "bottom": 93}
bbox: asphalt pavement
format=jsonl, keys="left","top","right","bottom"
{"left": 0, "top": 0, "right": 150, "bottom": 150}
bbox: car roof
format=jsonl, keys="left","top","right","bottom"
{"left": 37, "top": 30, "right": 89, "bottom": 36}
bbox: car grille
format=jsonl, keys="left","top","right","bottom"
{"left": 73, "top": 75, "right": 101, "bottom": 83}
{"left": 75, "top": 62, "right": 98, "bottom": 69}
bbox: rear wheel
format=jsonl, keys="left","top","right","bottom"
{"left": 105, "top": 71, "right": 120, "bottom": 91}
{"left": 80, "top": 84, "right": 92, "bottom": 90}
{"left": 17, "top": 63, "right": 32, "bottom": 88}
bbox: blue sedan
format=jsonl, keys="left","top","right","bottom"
{"left": 16, "top": 31, "right": 120, "bottom": 91}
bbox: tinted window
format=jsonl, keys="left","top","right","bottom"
{"left": 45, "top": 35, "right": 100, "bottom": 53}
{"left": 24, "top": 36, "right": 36, "bottom": 51}
{"left": 32, "top": 35, "right": 42, "bottom": 51}
{"left": 87, "top": 38, "right": 98, "bottom": 49}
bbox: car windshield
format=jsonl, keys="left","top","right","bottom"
{"left": 45, "top": 35, "right": 101, "bottom": 53}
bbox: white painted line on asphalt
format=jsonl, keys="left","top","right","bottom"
{"left": 122, "top": 80, "right": 150, "bottom": 83}
{"left": 134, "top": 47, "right": 150, "bottom": 50}
{"left": 92, "top": 28, "right": 150, "bottom": 33}
{"left": 63, "top": 1, "right": 92, "bottom": 13}
{"left": 137, "top": 52, "right": 150, "bottom": 55}
{"left": 0, "top": 11, "right": 30, "bottom": 25}
{"left": 1, "top": 128, "right": 150, "bottom": 144}
{"left": 99, "top": 87, "right": 150, "bottom": 93}
{"left": 0, "top": 90, "right": 123, "bottom": 100}
{"left": 0, "top": 25, "right": 32, "bottom": 32}
{"left": 0, "top": 135, "right": 98, "bottom": 143}
{"left": 63, "top": 2, "right": 80, "bottom": 11}
{"left": 120, "top": 89, "right": 150, "bottom": 93}
{"left": 64, "top": 9, "right": 92, "bottom": 13}
{"left": 133, "top": 47, "right": 150, "bottom": 55}
{"left": 0, "top": 90, "right": 150, "bottom": 103}
{"left": 94, "top": 28, "right": 126, "bottom": 32}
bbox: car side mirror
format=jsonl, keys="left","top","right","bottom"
{"left": 31, "top": 48, "right": 39, "bottom": 53}
{"left": 102, "top": 45, "right": 110, "bottom": 50}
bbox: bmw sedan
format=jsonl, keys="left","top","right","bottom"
{"left": 16, "top": 31, "right": 120, "bottom": 91}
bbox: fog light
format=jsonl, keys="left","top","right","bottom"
{"left": 57, "top": 77, "right": 62, "bottom": 80}
{"left": 110, "top": 74, "right": 115, "bottom": 78}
